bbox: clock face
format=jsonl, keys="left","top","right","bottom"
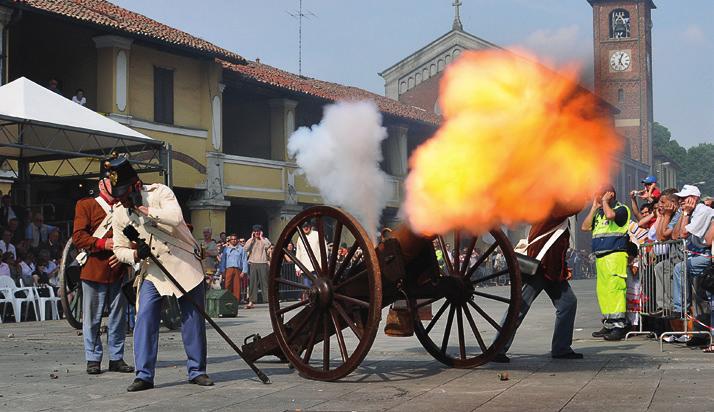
{"left": 610, "top": 51, "right": 631, "bottom": 71}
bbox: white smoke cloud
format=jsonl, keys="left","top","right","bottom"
{"left": 288, "top": 101, "right": 391, "bottom": 243}
{"left": 513, "top": 25, "right": 594, "bottom": 87}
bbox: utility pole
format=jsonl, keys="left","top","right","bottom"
{"left": 287, "top": 0, "right": 316, "bottom": 76}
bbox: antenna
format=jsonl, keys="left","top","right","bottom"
{"left": 287, "top": 0, "right": 316, "bottom": 76}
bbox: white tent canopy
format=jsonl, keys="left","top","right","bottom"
{"left": 0, "top": 77, "right": 167, "bottom": 179}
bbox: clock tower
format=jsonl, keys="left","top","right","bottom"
{"left": 588, "top": 0, "right": 656, "bottom": 166}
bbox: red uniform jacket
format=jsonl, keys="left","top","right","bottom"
{"left": 72, "top": 197, "right": 125, "bottom": 284}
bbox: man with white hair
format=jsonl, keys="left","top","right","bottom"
{"left": 671, "top": 185, "right": 714, "bottom": 319}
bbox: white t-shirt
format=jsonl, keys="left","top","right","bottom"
{"left": 0, "top": 240, "right": 17, "bottom": 259}
{"left": 72, "top": 96, "right": 86, "bottom": 106}
{"left": 19, "top": 261, "right": 35, "bottom": 279}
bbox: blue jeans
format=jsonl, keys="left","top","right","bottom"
{"left": 82, "top": 279, "right": 128, "bottom": 362}
{"left": 672, "top": 255, "right": 711, "bottom": 313}
{"left": 499, "top": 276, "right": 578, "bottom": 356}
{"left": 134, "top": 280, "right": 207, "bottom": 383}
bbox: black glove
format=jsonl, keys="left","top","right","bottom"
{"left": 136, "top": 242, "right": 151, "bottom": 260}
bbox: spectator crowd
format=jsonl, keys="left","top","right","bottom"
{"left": 0, "top": 191, "right": 71, "bottom": 321}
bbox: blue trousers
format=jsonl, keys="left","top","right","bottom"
{"left": 499, "top": 276, "right": 578, "bottom": 356}
{"left": 82, "top": 279, "right": 128, "bottom": 362}
{"left": 134, "top": 280, "right": 207, "bottom": 383}
{"left": 672, "top": 254, "right": 711, "bottom": 313}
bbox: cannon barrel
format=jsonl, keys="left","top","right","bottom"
{"left": 376, "top": 224, "right": 440, "bottom": 290}
{"left": 379, "top": 225, "right": 433, "bottom": 264}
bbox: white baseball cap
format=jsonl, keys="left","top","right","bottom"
{"left": 674, "top": 185, "right": 701, "bottom": 198}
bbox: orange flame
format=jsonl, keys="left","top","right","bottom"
{"left": 404, "top": 50, "right": 622, "bottom": 235}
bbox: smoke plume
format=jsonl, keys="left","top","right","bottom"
{"left": 404, "top": 50, "right": 622, "bottom": 235}
{"left": 288, "top": 101, "right": 390, "bottom": 242}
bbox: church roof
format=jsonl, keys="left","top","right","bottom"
{"left": 380, "top": 29, "right": 501, "bottom": 77}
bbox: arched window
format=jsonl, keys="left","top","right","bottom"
{"left": 408, "top": 77, "right": 414, "bottom": 89}
{"left": 415, "top": 72, "right": 422, "bottom": 85}
{"left": 437, "top": 59, "right": 444, "bottom": 71}
{"left": 617, "top": 88, "right": 624, "bottom": 103}
{"left": 609, "top": 9, "right": 630, "bottom": 39}
{"left": 399, "top": 81, "right": 406, "bottom": 94}
{"left": 430, "top": 64, "right": 437, "bottom": 75}
{"left": 422, "top": 67, "right": 429, "bottom": 80}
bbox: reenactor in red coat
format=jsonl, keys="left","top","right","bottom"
{"left": 72, "top": 171, "right": 133, "bottom": 375}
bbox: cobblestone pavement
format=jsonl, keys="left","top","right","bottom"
{"left": 1, "top": 279, "right": 713, "bottom": 411}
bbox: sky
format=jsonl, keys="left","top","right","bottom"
{"left": 113, "top": 0, "right": 713, "bottom": 148}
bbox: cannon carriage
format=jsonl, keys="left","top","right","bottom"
{"left": 242, "top": 206, "right": 523, "bottom": 381}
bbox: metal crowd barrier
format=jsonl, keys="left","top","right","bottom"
{"left": 625, "top": 239, "right": 712, "bottom": 350}
{"left": 237, "top": 262, "right": 303, "bottom": 304}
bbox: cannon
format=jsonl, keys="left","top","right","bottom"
{"left": 241, "top": 206, "right": 523, "bottom": 381}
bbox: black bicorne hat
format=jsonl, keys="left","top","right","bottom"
{"left": 101, "top": 153, "right": 138, "bottom": 197}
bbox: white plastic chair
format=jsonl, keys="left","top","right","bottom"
{"left": 0, "top": 284, "right": 14, "bottom": 323}
{"left": 34, "top": 285, "right": 61, "bottom": 321}
{"left": 0, "top": 276, "right": 38, "bottom": 322}
{"left": 0, "top": 277, "right": 38, "bottom": 322}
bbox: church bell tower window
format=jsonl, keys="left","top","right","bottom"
{"left": 610, "top": 9, "right": 631, "bottom": 39}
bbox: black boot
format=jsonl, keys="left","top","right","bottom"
{"left": 591, "top": 327, "right": 609, "bottom": 338}
{"left": 492, "top": 353, "right": 510, "bottom": 363}
{"left": 127, "top": 378, "right": 154, "bottom": 392}
{"left": 604, "top": 327, "right": 627, "bottom": 341}
{"left": 189, "top": 374, "right": 214, "bottom": 386}
{"left": 552, "top": 351, "right": 584, "bottom": 359}
{"left": 109, "top": 359, "right": 134, "bottom": 373}
{"left": 86, "top": 361, "right": 101, "bottom": 375}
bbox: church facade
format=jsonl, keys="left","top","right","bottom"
{"left": 379, "top": 1, "right": 497, "bottom": 114}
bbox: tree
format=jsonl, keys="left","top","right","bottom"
{"left": 653, "top": 122, "right": 687, "bottom": 170}
{"left": 684, "top": 143, "right": 714, "bottom": 197}
{"left": 652, "top": 122, "right": 713, "bottom": 197}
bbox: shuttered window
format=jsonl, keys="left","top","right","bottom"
{"left": 154, "top": 67, "right": 174, "bottom": 124}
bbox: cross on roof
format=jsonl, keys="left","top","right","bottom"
{"left": 452, "top": 0, "right": 463, "bottom": 31}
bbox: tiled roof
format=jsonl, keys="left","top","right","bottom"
{"left": 9, "top": 0, "right": 244, "bottom": 63}
{"left": 219, "top": 59, "right": 441, "bottom": 127}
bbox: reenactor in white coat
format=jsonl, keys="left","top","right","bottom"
{"left": 107, "top": 156, "right": 213, "bottom": 392}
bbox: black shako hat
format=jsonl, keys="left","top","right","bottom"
{"left": 101, "top": 154, "right": 138, "bottom": 198}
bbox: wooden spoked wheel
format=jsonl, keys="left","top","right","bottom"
{"left": 410, "top": 229, "right": 521, "bottom": 368}
{"left": 59, "top": 239, "right": 83, "bottom": 329}
{"left": 268, "top": 206, "right": 382, "bottom": 381}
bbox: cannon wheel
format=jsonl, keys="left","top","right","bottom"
{"left": 410, "top": 229, "right": 521, "bottom": 368}
{"left": 59, "top": 239, "right": 83, "bottom": 329}
{"left": 268, "top": 206, "right": 382, "bottom": 381}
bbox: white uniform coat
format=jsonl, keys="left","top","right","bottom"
{"left": 112, "top": 184, "right": 203, "bottom": 297}
{"left": 295, "top": 230, "right": 324, "bottom": 273}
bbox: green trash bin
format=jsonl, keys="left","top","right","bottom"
{"left": 205, "top": 289, "right": 239, "bottom": 318}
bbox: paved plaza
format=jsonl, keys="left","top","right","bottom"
{"left": 1, "top": 279, "right": 713, "bottom": 411}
